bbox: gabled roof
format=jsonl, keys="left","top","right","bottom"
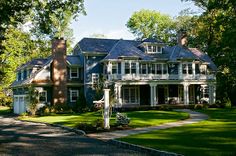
{"left": 17, "top": 58, "right": 50, "bottom": 71}
{"left": 67, "top": 55, "right": 82, "bottom": 66}
{"left": 142, "top": 38, "right": 164, "bottom": 44}
{"left": 79, "top": 38, "right": 118, "bottom": 53}
{"left": 164, "top": 45, "right": 217, "bottom": 71}
{"left": 102, "top": 40, "right": 153, "bottom": 61}
{"left": 190, "top": 48, "right": 217, "bottom": 71}
{"left": 78, "top": 38, "right": 142, "bottom": 53}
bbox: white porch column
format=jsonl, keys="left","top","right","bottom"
{"left": 150, "top": 84, "right": 157, "bottom": 106}
{"left": 184, "top": 83, "right": 189, "bottom": 105}
{"left": 104, "top": 89, "right": 110, "bottom": 129}
{"left": 121, "top": 61, "right": 125, "bottom": 76}
{"left": 192, "top": 63, "right": 196, "bottom": 79}
{"left": 209, "top": 84, "right": 216, "bottom": 104}
{"left": 136, "top": 62, "right": 139, "bottom": 76}
{"left": 118, "top": 84, "right": 122, "bottom": 105}
{"left": 179, "top": 63, "right": 183, "bottom": 80}
{"left": 107, "top": 62, "right": 112, "bottom": 74}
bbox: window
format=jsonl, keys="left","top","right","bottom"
{"left": 70, "top": 67, "right": 79, "bottom": 78}
{"left": 182, "top": 63, "right": 192, "bottom": 75}
{"left": 112, "top": 63, "right": 117, "bottom": 74}
{"left": 118, "top": 63, "right": 121, "bottom": 74}
{"left": 17, "top": 72, "right": 21, "bottom": 81}
{"left": 195, "top": 64, "right": 200, "bottom": 74}
{"left": 169, "top": 64, "right": 178, "bottom": 74}
{"left": 140, "top": 64, "right": 147, "bottom": 74}
{"left": 125, "top": 63, "right": 130, "bottom": 74}
{"left": 163, "top": 64, "right": 168, "bottom": 74}
{"left": 70, "top": 90, "right": 79, "bottom": 102}
{"left": 92, "top": 73, "right": 99, "bottom": 84}
{"left": 156, "top": 64, "right": 162, "bottom": 74}
{"left": 23, "top": 70, "right": 27, "bottom": 80}
{"left": 131, "top": 63, "right": 136, "bottom": 74}
{"left": 39, "top": 91, "right": 47, "bottom": 103}
{"left": 147, "top": 45, "right": 162, "bottom": 53}
{"left": 151, "top": 64, "right": 156, "bottom": 74}
{"left": 123, "top": 87, "right": 139, "bottom": 104}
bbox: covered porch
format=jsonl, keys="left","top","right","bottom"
{"left": 114, "top": 82, "right": 216, "bottom": 107}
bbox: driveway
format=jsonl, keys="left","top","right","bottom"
{"left": 0, "top": 116, "right": 145, "bottom": 156}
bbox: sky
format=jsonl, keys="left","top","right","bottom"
{"left": 70, "top": 0, "right": 200, "bottom": 44}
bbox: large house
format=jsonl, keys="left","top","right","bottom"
{"left": 11, "top": 34, "right": 217, "bottom": 114}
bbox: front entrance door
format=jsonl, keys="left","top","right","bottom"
{"left": 158, "top": 87, "right": 165, "bottom": 104}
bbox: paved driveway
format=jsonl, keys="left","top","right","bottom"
{"left": 0, "top": 116, "right": 144, "bottom": 156}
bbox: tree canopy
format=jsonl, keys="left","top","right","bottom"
{"left": 126, "top": 9, "right": 175, "bottom": 42}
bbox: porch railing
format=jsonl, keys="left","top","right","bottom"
{"left": 108, "top": 74, "right": 215, "bottom": 81}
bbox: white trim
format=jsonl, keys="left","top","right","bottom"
{"left": 70, "top": 89, "right": 79, "bottom": 102}
{"left": 70, "top": 67, "right": 79, "bottom": 78}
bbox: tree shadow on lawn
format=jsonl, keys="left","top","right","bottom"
{"left": 120, "top": 109, "right": 236, "bottom": 156}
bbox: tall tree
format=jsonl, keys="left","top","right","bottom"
{"left": 182, "top": 0, "right": 236, "bottom": 105}
{"left": 126, "top": 9, "right": 175, "bottom": 42}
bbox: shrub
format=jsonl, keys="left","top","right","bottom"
{"left": 159, "top": 105, "right": 172, "bottom": 111}
{"left": 194, "top": 104, "right": 204, "bottom": 110}
{"left": 116, "top": 112, "right": 130, "bottom": 126}
{"left": 74, "top": 92, "right": 87, "bottom": 113}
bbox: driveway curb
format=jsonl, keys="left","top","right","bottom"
{"left": 108, "top": 139, "right": 183, "bottom": 156}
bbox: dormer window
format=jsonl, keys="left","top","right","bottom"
{"left": 147, "top": 45, "right": 162, "bottom": 53}
{"left": 70, "top": 67, "right": 79, "bottom": 78}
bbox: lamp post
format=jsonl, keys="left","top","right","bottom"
{"left": 103, "top": 89, "right": 110, "bottom": 129}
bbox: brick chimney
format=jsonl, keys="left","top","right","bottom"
{"left": 177, "top": 31, "right": 188, "bottom": 47}
{"left": 52, "top": 38, "right": 67, "bottom": 105}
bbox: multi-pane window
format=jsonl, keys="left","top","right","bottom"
{"left": 39, "top": 91, "right": 47, "bottom": 103}
{"left": 195, "top": 64, "right": 200, "bottom": 74}
{"left": 123, "top": 87, "right": 138, "bottom": 104}
{"left": 182, "top": 63, "right": 192, "bottom": 74}
{"left": 147, "top": 45, "right": 162, "bottom": 53}
{"left": 92, "top": 73, "right": 99, "bottom": 84}
{"left": 112, "top": 63, "right": 117, "bottom": 74}
{"left": 70, "top": 90, "right": 79, "bottom": 102}
{"left": 131, "top": 63, "right": 136, "bottom": 74}
{"left": 70, "top": 67, "right": 79, "bottom": 78}
{"left": 125, "top": 63, "right": 130, "bottom": 74}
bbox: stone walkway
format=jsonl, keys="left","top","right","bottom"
{"left": 87, "top": 109, "right": 208, "bottom": 141}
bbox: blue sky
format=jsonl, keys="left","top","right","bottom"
{"left": 70, "top": 0, "right": 199, "bottom": 43}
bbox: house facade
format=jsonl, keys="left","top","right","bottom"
{"left": 11, "top": 35, "right": 217, "bottom": 114}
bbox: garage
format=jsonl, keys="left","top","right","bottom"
{"left": 13, "top": 95, "right": 27, "bottom": 114}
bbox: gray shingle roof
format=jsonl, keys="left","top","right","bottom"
{"left": 17, "top": 58, "right": 50, "bottom": 71}
{"left": 190, "top": 48, "right": 217, "bottom": 71}
{"left": 67, "top": 55, "right": 82, "bottom": 66}
{"left": 103, "top": 40, "right": 153, "bottom": 61}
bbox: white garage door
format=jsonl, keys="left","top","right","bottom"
{"left": 14, "top": 95, "right": 27, "bottom": 114}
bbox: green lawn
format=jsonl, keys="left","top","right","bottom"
{"left": 119, "top": 108, "right": 236, "bottom": 156}
{"left": 0, "top": 106, "right": 11, "bottom": 116}
{"left": 19, "top": 110, "right": 189, "bottom": 129}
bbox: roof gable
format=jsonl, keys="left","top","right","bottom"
{"left": 103, "top": 40, "right": 153, "bottom": 61}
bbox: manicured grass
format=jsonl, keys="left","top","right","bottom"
{"left": 0, "top": 106, "right": 11, "bottom": 115}
{"left": 119, "top": 108, "right": 236, "bottom": 156}
{"left": 19, "top": 110, "right": 189, "bottom": 129}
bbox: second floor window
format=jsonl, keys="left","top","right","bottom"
{"left": 112, "top": 63, "right": 117, "bottom": 74}
{"left": 183, "top": 63, "right": 193, "bottom": 75}
{"left": 92, "top": 73, "right": 99, "bottom": 84}
{"left": 125, "top": 63, "right": 130, "bottom": 74}
{"left": 131, "top": 63, "right": 136, "bottom": 74}
{"left": 70, "top": 67, "right": 79, "bottom": 78}
{"left": 140, "top": 64, "right": 147, "bottom": 74}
